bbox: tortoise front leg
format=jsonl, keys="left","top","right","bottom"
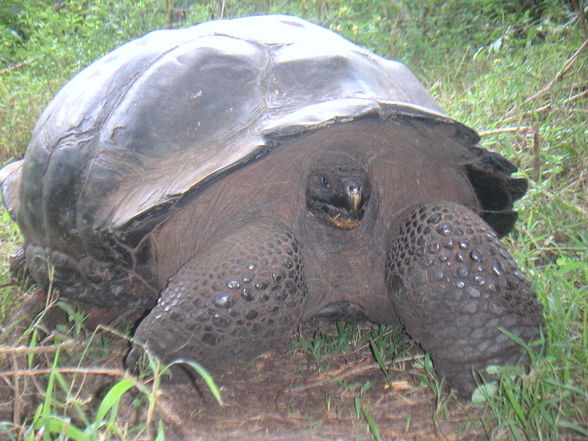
{"left": 385, "top": 201, "right": 543, "bottom": 397}
{"left": 128, "top": 220, "right": 307, "bottom": 375}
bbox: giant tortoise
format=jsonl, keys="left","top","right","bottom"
{"left": 0, "top": 15, "right": 543, "bottom": 397}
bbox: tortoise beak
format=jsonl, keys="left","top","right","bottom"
{"left": 344, "top": 181, "right": 363, "bottom": 214}
{"left": 349, "top": 189, "right": 361, "bottom": 213}
{"left": 328, "top": 184, "right": 363, "bottom": 229}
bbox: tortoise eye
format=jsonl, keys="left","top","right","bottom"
{"left": 320, "top": 177, "right": 330, "bottom": 188}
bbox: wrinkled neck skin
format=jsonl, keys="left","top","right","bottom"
{"left": 299, "top": 147, "right": 395, "bottom": 325}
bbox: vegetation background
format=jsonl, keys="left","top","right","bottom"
{"left": 0, "top": 0, "right": 586, "bottom": 440}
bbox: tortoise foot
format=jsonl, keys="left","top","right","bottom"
{"left": 386, "top": 201, "right": 543, "bottom": 397}
{"left": 128, "top": 220, "right": 307, "bottom": 377}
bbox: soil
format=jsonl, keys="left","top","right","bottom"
{"left": 0, "top": 296, "right": 487, "bottom": 441}
{"left": 152, "top": 342, "right": 486, "bottom": 441}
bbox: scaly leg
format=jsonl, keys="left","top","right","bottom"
{"left": 128, "top": 220, "right": 307, "bottom": 375}
{"left": 386, "top": 201, "right": 543, "bottom": 396}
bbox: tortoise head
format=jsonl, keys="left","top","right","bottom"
{"left": 306, "top": 151, "right": 371, "bottom": 230}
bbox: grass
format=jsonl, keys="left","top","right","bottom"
{"left": 1, "top": 309, "right": 222, "bottom": 440}
{"left": 1, "top": 0, "right": 587, "bottom": 440}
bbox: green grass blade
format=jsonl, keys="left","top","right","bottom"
{"left": 27, "top": 327, "right": 39, "bottom": 368}
{"left": 557, "top": 420, "right": 588, "bottom": 437}
{"left": 154, "top": 419, "right": 166, "bottom": 441}
{"left": 95, "top": 378, "right": 136, "bottom": 423}
{"left": 503, "top": 382, "right": 526, "bottom": 425}
{"left": 361, "top": 406, "right": 382, "bottom": 441}
{"left": 45, "top": 417, "right": 90, "bottom": 441}
{"left": 353, "top": 396, "right": 362, "bottom": 419}
{"left": 360, "top": 380, "right": 374, "bottom": 395}
{"left": 169, "top": 359, "right": 223, "bottom": 405}
{"left": 370, "top": 340, "right": 386, "bottom": 371}
{"left": 506, "top": 419, "right": 525, "bottom": 441}
{"left": 25, "top": 405, "right": 44, "bottom": 441}
{"left": 0, "top": 423, "right": 17, "bottom": 441}
{"left": 36, "top": 349, "right": 61, "bottom": 441}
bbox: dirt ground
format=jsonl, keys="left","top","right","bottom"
{"left": 0, "top": 295, "right": 487, "bottom": 441}
{"left": 153, "top": 344, "right": 486, "bottom": 441}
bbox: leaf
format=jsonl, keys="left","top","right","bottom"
{"left": 471, "top": 382, "right": 498, "bottom": 407}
